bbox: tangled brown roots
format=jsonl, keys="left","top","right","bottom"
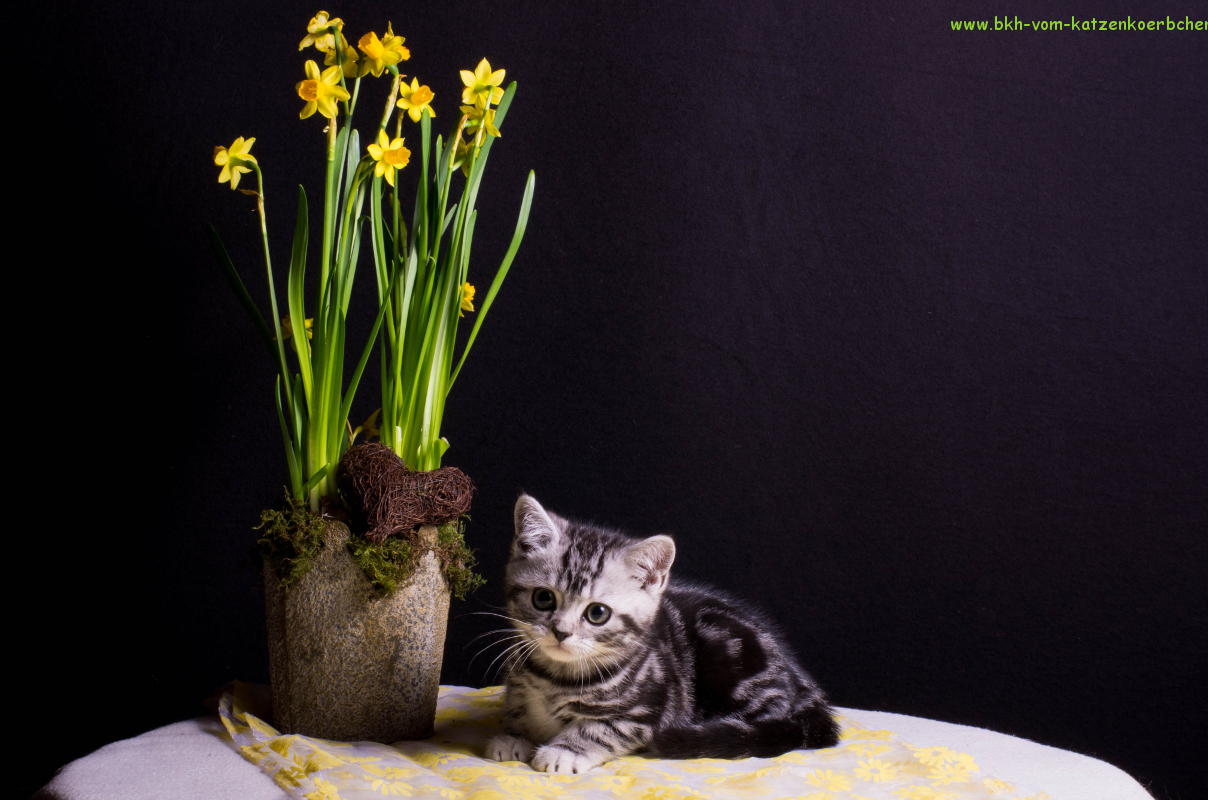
{"left": 337, "top": 443, "right": 475, "bottom": 543}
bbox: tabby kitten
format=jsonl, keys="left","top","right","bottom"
{"left": 484, "top": 495, "right": 839, "bottom": 774}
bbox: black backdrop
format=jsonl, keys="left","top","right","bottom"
{"left": 25, "top": 1, "right": 1205, "bottom": 797}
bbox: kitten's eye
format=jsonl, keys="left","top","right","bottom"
{"left": 585, "top": 603, "right": 611, "bottom": 625}
{"left": 532, "top": 588, "right": 556, "bottom": 611}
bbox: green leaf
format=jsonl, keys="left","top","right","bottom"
{"left": 321, "top": 125, "right": 351, "bottom": 313}
{"left": 338, "top": 256, "right": 402, "bottom": 434}
{"left": 494, "top": 81, "right": 518, "bottom": 128}
{"left": 303, "top": 463, "right": 332, "bottom": 495}
{"left": 412, "top": 113, "right": 432, "bottom": 268}
{"left": 206, "top": 223, "right": 281, "bottom": 373}
{"left": 449, "top": 169, "right": 535, "bottom": 387}
{"left": 440, "top": 205, "right": 458, "bottom": 238}
{"left": 461, "top": 82, "right": 518, "bottom": 215}
{"left": 393, "top": 248, "right": 418, "bottom": 408}
{"left": 332, "top": 175, "right": 364, "bottom": 316}
{"left": 342, "top": 128, "right": 361, "bottom": 212}
{"left": 370, "top": 178, "right": 399, "bottom": 358}
{"left": 275, "top": 376, "right": 302, "bottom": 498}
{"left": 287, "top": 187, "right": 313, "bottom": 408}
{"left": 292, "top": 372, "right": 308, "bottom": 458}
{"left": 320, "top": 304, "right": 345, "bottom": 464}
{"left": 342, "top": 214, "right": 365, "bottom": 314}
{"left": 370, "top": 175, "right": 389, "bottom": 305}
{"left": 459, "top": 210, "right": 477, "bottom": 284}
{"left": 434, "top": 134, "right": 448, "bottom": 194}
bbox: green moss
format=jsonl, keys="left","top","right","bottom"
{"left": 257, "top": 494, "right": 485, "bottom": 599}
{"left": 347, "top": 534, "right": 414, "bottom": 597}
{"left": 345, "top": 519, "right": 486, "bottom": 600}
{"left": 256, "top": 495, "right": 325, "bottom": 588}
{"left": 435, "top": 520, "right": 488, "bottom": 601}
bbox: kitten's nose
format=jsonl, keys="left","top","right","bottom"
{"left": 552, "top": 627, "right": 570, "bottom": 642}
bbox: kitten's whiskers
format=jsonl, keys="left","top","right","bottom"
{"left": 465, "top": 626, "right": 526, "bottom": 648}
{"left": 499, "top": 638, "right": 542, "bottom": 684}
{"left": 467, "top": 631, "right": 527, "bottom": 669}
{"left": 465, "top": 611, "right": 529, "bottom": 627}
{"left": 485, "top": 636, "right": 534, "bottom": 680}
{"left": 461, "top": 628, "right": 529, "bottom": 652}
{"left": 586, "top": 651, "right": 606, "bottom": 686}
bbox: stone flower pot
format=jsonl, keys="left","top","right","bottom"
{"left": 263, "top": 520, "right": 450, "bottom": 742}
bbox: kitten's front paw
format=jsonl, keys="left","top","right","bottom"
{"left": 531, "top": 744, "right": 601, "bottom": 774}
{"left": 485, "top": 734, "right": 536, "bottom": 763}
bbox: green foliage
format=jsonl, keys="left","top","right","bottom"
{"left": 346, "top": 519, "right": 485, "bottom": 600}
{"left": 210, "top": 56, "right": 401, "bottom": 513}
{"left": 348, "top": 534, "right": 414, "bottom": 597}
{"left": 256, "top": 495, "right": 326, "bottom": 587}
{"left": 371, "top": 87, "right": 536, "bottom": 470}
{"left": 435, "top": 520, "right": 488, "bottom": 601}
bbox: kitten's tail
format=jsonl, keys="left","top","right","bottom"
{"left": 650, "top": 705, "right": 840, "bottom": 759}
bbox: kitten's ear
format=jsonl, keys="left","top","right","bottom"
{"left": 624, "top": 535, "right": 676, "bottom": 591}
{"left": 513, "top": 495, "right": 563, "bottom": 555}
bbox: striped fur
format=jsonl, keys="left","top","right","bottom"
{"left": 484, "top": 495, "right": 839, "bottom": 774}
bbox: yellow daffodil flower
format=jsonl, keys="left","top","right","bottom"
{"left": 382, "top": 22, "right": 410, "bottom": 62}
{"left": 460, "top": 96, "right": 501, "bottom": 139}
{"left": 324, "top": 41, "right": 359, "bottom": 79}
{"left": 280, "top": 316, "right": 315, "bottom": 353}
{"left": 280, "top": 316, "right": 314, "bottom": 341}
{"left": 366, "top": 130, "right": 411, "bottom": 186}
{"left": 450, "top": 135, "right": 472, "bottom": 177}
{"left": 299, "top": 11, "right": 344, "bottom": 52}
{"left": 296, "top": 60, "right": 350, "bottom": 120}
{"left": 459, "top": 283, "right": 476, "bottom": 316}
{"left": 362, "top": 408, "right": 381, "bottom": 440}
{"left": 356, "top": 28, "right": 405, "bottom": 78}
{"left": 396, "top": 78, "right": 435, "bottom": 122}
{"left": 460, "top": 58, "right": 505, "bottom": 105}
{"left": 213, "top": 137, "right": 257, "bottom": 190}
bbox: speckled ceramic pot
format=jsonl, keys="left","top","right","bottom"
{"left": 263, "top": 521, "right": 450, "bottom": 742}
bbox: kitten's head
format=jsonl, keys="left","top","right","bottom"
{"left": 503, "top": 495, "right": 675, "bottom": 674}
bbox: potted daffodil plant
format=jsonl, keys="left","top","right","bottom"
{"left": 209, "top": 10, "right": 534, "bottom": 742}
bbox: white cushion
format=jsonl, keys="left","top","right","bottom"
{"left": 839, "top": 708, "right": 1151, "bottom": 800}
{"left": 39, "top": 698, "right": 1150, "bottom": 800}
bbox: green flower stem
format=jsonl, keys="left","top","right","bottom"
{"left": 214, "top": 41, "right": 413, "bottom": 514}
{"left": 333, "top": 25, "right": 353, "bottom": 117}
{"left": 348, "top": 76, "right": 362, "bottom": 120}
{"left": 392, "top": 113, "right": 403, "bottom": 259}
{"left": 362, "top": 81, "right": 529, "bottom": 472}
{"left": 320, "top": 120, "right": 338, "bottom": 310}
{"left": 251, "top": 163, "right": 295, "bottom": 424}
{"left": 313, "top": 111, "right": 349, "bottom": 509}
{"left": 334, "top": 170, "right": 367, "bottom": 300}
{"left": 309, "top": 117, "right": 337, "bottom": 511}
{"left": 335, "top": 96, "right": 360, "bottom": 243}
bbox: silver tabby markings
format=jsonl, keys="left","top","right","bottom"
{"left": 483, "top": 496, "right": 839, "bottom": 774}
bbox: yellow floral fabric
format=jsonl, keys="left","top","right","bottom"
{"left": 219, "top": 685, "right": 1052, "bottom": 800}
